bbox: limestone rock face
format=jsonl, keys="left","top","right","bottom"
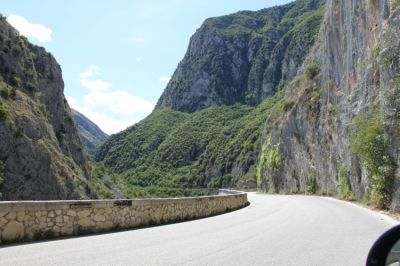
{"left": 156, "top": 0, "right": 325, "bottom": 112}
{"left": 259, "top": 0, "right": 400, "bottom": 209}
{"left": 0, "top": 16, "right": 94, "bottom": 200}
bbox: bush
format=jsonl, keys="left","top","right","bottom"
{"left": 38, "top": 104, "right": 49, "bottom": 119}
{"left": 0, "top": 100, "right": 8, "bottom": 120}
{"left": 392, "top": 0, "right": 400, "bottom": 11}
{"left": 306, "top": 173, "right": 316, "bottom": 195}
{"left": 338, "top": 163, "right": 354, "bottom": 200}
{"left": 351, "top": 110, "right": 395, "bottom": 208}
{"left": 265, "top": 143, "right": 282, "bottom": 172}
{"left": 0, "top": 85, "right": 16, "bottom": 100}
{"left": 305, "top": 63, "right": 320, "bottom": 80}
{"left": 0, "top": 87, "right": 9, "bottom": 99}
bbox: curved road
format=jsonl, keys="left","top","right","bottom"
{"left": 0, "top": 193, "right": 397, "bottom": 266}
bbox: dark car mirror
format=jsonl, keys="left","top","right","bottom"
{"left": 367, "top": 224, "right": 400, "bottom": 266}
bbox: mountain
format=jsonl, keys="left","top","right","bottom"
{"left": 0, "top": 16, "right": 108, "bottom": 200}
{"left": 258, "top": 0, "right": 400, "bottom": 209}
{"left": 97, "top": 0, "right": 400, "bottom": 209}
{"left": 156, "top": 0, "right": 324, "bottom": 112}
{"left": 96, "top": 0, "right": 325, "bottom": 193}
{"left": 71, "top": 108, "right": 108, "bottom": 157}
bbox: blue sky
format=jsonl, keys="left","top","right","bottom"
{"left": 1, "top": 0, "right": 293, "bottom": 134}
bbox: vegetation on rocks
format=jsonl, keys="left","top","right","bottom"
{"left": 97, "top": 90, "right": 286, "bottom": 192}
{"left": 338, "top": 163, "right": 354, "bottom": 200}
{"left": 350, "top": 110, "right": 395, "bottom": 208}
{"left": 0, "top": 99, "right": 8, "bottom": 120}
{"left": 306, "top": 173, "right": 316, "bottom": 195}
{"left": 156, "top": 0, "right": 325, "bottom": 112}
{"left": 0, "top": 15, "right": 94, "bottom": 200}
{"left": 305, "top": 63, "right": 320, "bottom": 80}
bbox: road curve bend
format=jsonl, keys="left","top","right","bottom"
{"left": 0, "top": 193, "right": 397, "bottom": 266}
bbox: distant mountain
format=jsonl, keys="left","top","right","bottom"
{"left": 71, "top": 109, "right": 108, "bottom": 157}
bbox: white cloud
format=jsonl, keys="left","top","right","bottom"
{"left": 136, "top": 58, "right": 142, "bottom": 62}
{"left": 66, "top": 96, "right": 77, "bottom": 106}
{"left": 83, "top": 90, "right": 154, "bottom": 115}
{"left": 71, "top": 65, "right": 155, "bottom": 134}
{"left": 79, "top": 66, "right": 112, "bottom": 91}
{"left": 159, "top": 76, "right": 171, "bottom": 83}
{"left": 7, "top": 15, "right": 52, "bottom": 43}
{"left": 81, "top": 79, "right": 112, "bottom": 91}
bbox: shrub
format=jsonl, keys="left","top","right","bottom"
{"left": 257, "top": 140, "right": 282, "bottom": 186}
{"left": 305, "top": 63, "right": 320, "bottom": 80}
{"left": 306, "top": 173, "right": 316, "bottom": 195}
{"left": 0, "top": 86, "right": 9, "bottom": 99}
{"left": 265, "top": 143, "right": 282, "bottom": 172}
{"left": 338, "top": 163, "right": 354, "bottom": 200}
{"left": 0, "top": 84, "right": 16, "bottom": 100}
{"left": 10, "top": 76, "right": 21, "bottom": 88}
{"left": 351, "top": 110, "right": 395, "bottom": 208}
{"left": 0, "top": 100, "right": 8, "bottom": 120}
{"left": 392, "top": 0, "right": 400, "bottom": 11}
{"left": 38, "top": 103, "right": 49, "bottom": 119}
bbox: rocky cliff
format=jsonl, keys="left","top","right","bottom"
{"left": 258, "top": 0, "right": 400, "bottom": 209}
{"left": 71, "top": 108, "right": 108, "bottom": 157}
{"left": 96, "top": 0, "right": 325, "bottom": 191}
{"left": 0, "top": 16, "right": 95, "bottom": 200}
{"left": 156, "top": 0, "right": 324, "bottom": 112}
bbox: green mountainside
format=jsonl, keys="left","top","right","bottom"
{"left": 2, "top": 0, "right": 399, "bottom": 208}
{"left": 96, "top": 0, "right": 325, "bottom": 194}
{"left": 97, "top": 84, "right": 288, "bottom": 192}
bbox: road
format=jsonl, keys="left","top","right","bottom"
{"left": 0, "top": 193, "right": 397, "bottom": 266}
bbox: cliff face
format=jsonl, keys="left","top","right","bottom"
{"left": 97, "top": 0, "right": 325, "bottom": 190}
{"left": 71, "top": 108, "right": 108, "bottom": 157}
{"left": 156, "top": 0, "right": 324, "bottom": 112}
{"left": 0, "top": 17, "right": 94, "bottom": 200}
{"left": 258, "top": 0, "right": 400, "bottom": 209}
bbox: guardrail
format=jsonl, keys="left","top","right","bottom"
{"left": 0, "top": 189, "right": 248, "bottom": 244}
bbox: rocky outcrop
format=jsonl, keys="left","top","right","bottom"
{"left": 0, "top": 16, "right": 94, "bottom": 200}
{"left": 258, "top": 0, "right": 400, "bottom": 209}
{"left": 71, "top": 108, "right": 108, "bottom": 157}
{"left": 156, "top": 0, "right": 325, "bottom": 112}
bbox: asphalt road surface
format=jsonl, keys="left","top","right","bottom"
{"left": 0, "top": 193, "right": 398, "bottom": 266}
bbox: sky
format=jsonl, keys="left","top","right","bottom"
{"left": 1, "top": 0, "right": 293, "bottom": 134}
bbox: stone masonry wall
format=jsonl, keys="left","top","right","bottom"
{"left": 0, "top": 191, "right": 247, "bottom": 243}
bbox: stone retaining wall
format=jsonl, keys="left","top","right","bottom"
{"left": 0, "top": 190, "right": 247, "bottom": 243}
